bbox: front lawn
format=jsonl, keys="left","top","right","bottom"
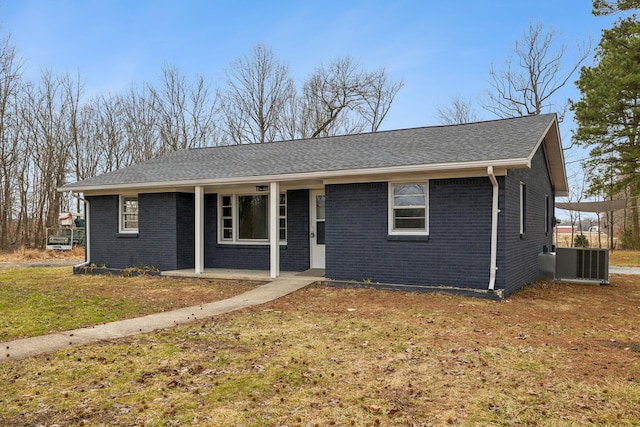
{"left": 0, "top": 267, "right": 258, "bottom": 341}
{"left": 1, "top": 273, "right": 639, "bottom": 426}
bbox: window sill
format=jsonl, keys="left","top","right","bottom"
{"left": 387, "top": 234, "right": 429, "bottom": 242}
{"left": 217, "top": 241, "right": 287, "bottom": 246}
{"left": 117, "top": 233, "right": 138, "bottom": 238}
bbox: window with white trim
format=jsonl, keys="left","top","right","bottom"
{"left": 219, "top": 193, "right": 287, "bottom": 243}
{"left": 389, "top": 183, "right": 428, "bottom": 234}
{"left": 545, "top": 194, "right": 550, "bottom": 235}
{"left": 119, "top": 195, "right": 139, "bottom": 233}
{"left": 221, "top": 195, "right": 233, "bottom": 240}
{"left": 279, "top": 193, "right": 287, "bottom": 241}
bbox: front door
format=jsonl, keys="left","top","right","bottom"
{"left": 310, "top": 190, "right": 326, "bottom": 269}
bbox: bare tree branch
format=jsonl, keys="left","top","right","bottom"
{"left": 483, "top": 20, "right": 591, "bottom": 121}
{"left": 436, "top": 96, "right": 480, "bottom": 125}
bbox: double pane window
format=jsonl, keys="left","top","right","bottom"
{"left": 220, "top": 193, "right": 287, "bottom": 243}
{"left": 120, "top": 196, "right": 139, "bottom": 233}
{"left": 390, "top": 183, "right": 428, "bottom": 234}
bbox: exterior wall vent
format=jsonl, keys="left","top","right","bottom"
{"left": 555, "top": 248, "right": 609, "bottom": 284}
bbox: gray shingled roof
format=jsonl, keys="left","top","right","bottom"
{"left": 62, "top": 113, "right": 560, "bottom": 191}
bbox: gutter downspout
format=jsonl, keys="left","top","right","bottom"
{"left": 70, "top": 192, "right": 90, "bottom": 268}
{"left": 487, "top": 167, "right": 499, "bottom": 291}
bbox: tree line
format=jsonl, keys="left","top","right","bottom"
{"left": 3, "top": 0, "right": 634, "bottom": 250}
{"left": 0, "top": 42, "right": 402, "bottom": 250}
{"left": 572, "top": 0, "right": 640, "bottom": 248}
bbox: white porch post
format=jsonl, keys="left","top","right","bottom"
{"left": 269, "top": 182, "right": 280, "bottom": 278}
{"left": 195, "top": 186, "right": 204, "bottom": 274}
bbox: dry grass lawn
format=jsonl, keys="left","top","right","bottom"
{"left": 1, "top": 269, "right": 639, "bottom": 425}
{"left": 0, "top": 267, "right": 260, "bottom": 341}
{"left": 609, "top": 250, "right": 640, "bottom": 267}
{"left": 0, "top": 246, "right": 85, "bottom": 262}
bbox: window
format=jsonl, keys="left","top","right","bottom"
{"left": 520, "top": 182, "right": 527, "bottom": 236}
{"left": 389, "top": 183, "right": 428, "bottom": 235}
{"left": 279, "top": 193, "right": 287, "bottom": 241}
{"left": 221, "top": 195, "right": 233, "bottom": 240}
{"left": 238, "top": 195, "right": 268, "bottom": 240}
{"left": 120, "top": 195, "right": 139, "bottom": 233}
{"left": 545, "top": 195, "right": 550, "bottom": 235}
{"left": 219, "top": 193, "right": 287, "bottom": 243}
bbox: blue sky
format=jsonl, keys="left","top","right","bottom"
{"left": 0, "top": 0, "right": 624, "bottom": 197}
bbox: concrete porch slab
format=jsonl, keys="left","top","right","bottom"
{"left": 161, "top": 268, "right": 325, "bottom": 281}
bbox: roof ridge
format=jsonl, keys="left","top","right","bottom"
{"left": 185, "top": 113, "right": 558, "bottom": 152}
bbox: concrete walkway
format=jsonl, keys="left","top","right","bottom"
{"left": 2, "top": 276, "right": 315, "bottom": 362}
{"left": 610, "top": 266, "right": 640, "bottom": 275}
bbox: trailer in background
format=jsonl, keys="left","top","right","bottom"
{"left": 46, "top": 212, "right": 85, "bottom": 250}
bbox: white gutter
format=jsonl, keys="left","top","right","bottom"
{"left": 69, "top": 192, "right": 90, "bottom": 268}
{"left": 487, "top": 167, "right": 499, "bottom": 290}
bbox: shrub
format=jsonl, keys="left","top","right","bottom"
{"left": 574, "top": 234, "right": 589, "bottom": 248}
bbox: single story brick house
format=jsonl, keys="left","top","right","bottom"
{"left": 61, "top": 113, "right": 567, "bottom": 298}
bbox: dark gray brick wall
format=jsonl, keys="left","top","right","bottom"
{"left": 502, "top": 145, "right": 554, "bottom": 297}
{"left": 325, "top": 179, "right": 495, "bottom": 289}
{"left": 87, "top": 192, "right": 189, "bottom": 271}
{"left": 204, "top": 190, "right": 309, "bottom": 271}
{"left": 87, "top": 195, "right": 120, "bottom": 268}
{"left": 280, "top": 189, "right": 310, "bottom": 271}
{"left": 176, "top": 193, "right": 195, "bottom": 269}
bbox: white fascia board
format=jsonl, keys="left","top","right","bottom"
{"left": 59, "top": 158, "right": 530, "bottom": 194}
{"left": 323, "top": 167, "right": 510, "bottom": 185}
{"left": 527, "top": 116, "right": 569, "bottom": 197}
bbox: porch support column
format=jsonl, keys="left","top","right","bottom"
{"left": 195, "top": 186, "right": 204, "bottom": 274}
{"left": 269, "top": 181, "right": 280, "bottom": 278}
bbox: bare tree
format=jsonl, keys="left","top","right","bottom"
{"left": 121, "top": 86, "right": 161, "bottom": 164}
{"left": 300, "top": 56, "right": 370, "bottom": 138}
{"left": 62, "top": 72, "right": 86, "bottom": 212}
{"left": 483, "top": 20, "right": 590, "bottom": 120}
{"left": 358, "top": 67, "right": 404, "bottom": 132}
{"left": 150, "top": 65, "right": 188, "bottom": 151}
{"left": 0, "top": 35, "right": 23, "bottom": 249}
{"left": 437, "top": 96, "right": 480, "bottom": 125}
{"left": 217, "top": 46, "right": 403, "bottom": 142}
{"left": 74, "top": 99, "right": 109, "bottom": 181}
{"left": 149, "top": 64, "right": 218, "bottom": 151}
{"left": 95, "top": 94, "right": 126, "bottom": 172}
{"left": 219, "top": 45, "right": 294, "bottom": 144}
{"left": 299, "top": 56, "right": 405, "bottom": 138}
{"left": 21, "top": 70, "right": 74, "bottom": 246}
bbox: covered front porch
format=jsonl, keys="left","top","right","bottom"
{"left": 190, "top": 182, "right": 326, "bottom": 279}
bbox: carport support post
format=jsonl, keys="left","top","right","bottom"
{"left": 195, "top": 186, "right": 204, "bottom": 274}
{"left": 270, "top": 182, "right": 280, "bottom": 278}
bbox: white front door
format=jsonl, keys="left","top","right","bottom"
{"left": 310, "top": 190, "right": 326, "bottom": 269}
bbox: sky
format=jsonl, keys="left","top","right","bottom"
{"left": 0, "top": 0, "right": 627, "bottom": 213}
